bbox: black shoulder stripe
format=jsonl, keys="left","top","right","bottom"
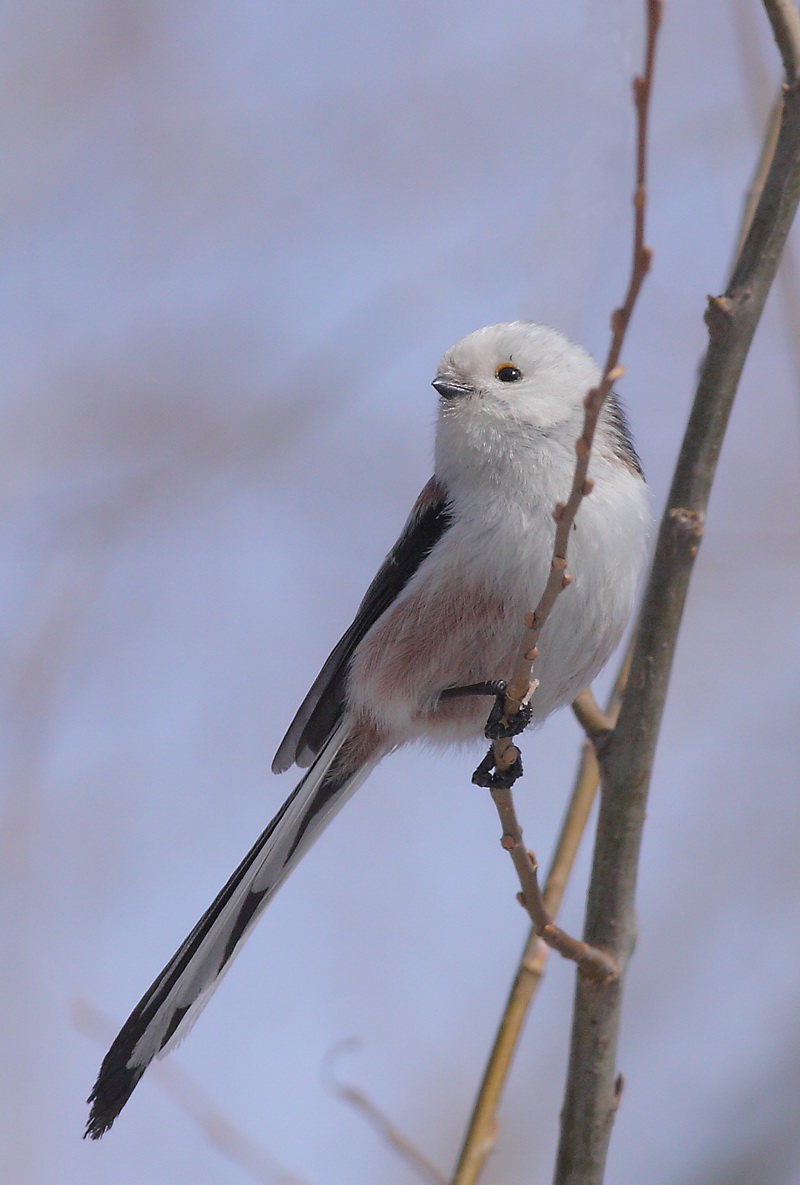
{"left": 272, "top": 479, "right": 452, "bottom": 772}
{"left": 294, "top": 494, "right": 452, "bottom": 763}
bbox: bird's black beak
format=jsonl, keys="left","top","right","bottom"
{"left": 432, "top": 378, "right": 473, "bottom": 401}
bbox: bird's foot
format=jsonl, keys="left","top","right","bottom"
{"left": 471, "top": 745, "right": 524, "bottom": 789}
{"left": 439, "top": 679, "right": 509, "bottom": 701}
{"left": 439, "top": 680, "right": 532, "bottom": 739}
{"left": 484, "top": 686, "right": 533, "bottom": 741}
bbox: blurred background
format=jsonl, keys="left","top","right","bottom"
{"left": 2, "top": 1, "right": 800, "bottom": 1182}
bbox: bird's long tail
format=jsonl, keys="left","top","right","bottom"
{"left": 86, "top": 721, "right": 376, "bottom": 1138}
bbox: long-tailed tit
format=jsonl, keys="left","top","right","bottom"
{"left": 86, "top": 320, "right": 649, "bottom": 1137}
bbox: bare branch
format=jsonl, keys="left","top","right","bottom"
{"left": 489, "top": 783, "right": 616, "bottom": 980}
{"left": 324, "top": 1041, "right": 447, "bottom": 1185}
{"left": 570, "top": 689, "right": 615, "bottom": 741}
{"left": 763, "top": 0, "right": 800, "bottom": 82}
{"left": 452, "top": 5, "right": 663, "bottom": 1180}
{"left": 732, "top": 0, "right": 800, "bottom": 417}
{"left": 476, "top": 0, "right": 661, "bottom": 995}
{"left": 450, "top": 647, "right": 632, "bottom": 1185}
{"left": 733, "top": 94, "right": 783, "bottom": 266}
{"left": 554, "top": 4, "right": 800, "bottom": 1182}
{"left": 499, "top": 0, "right": 661, "bottom": 721}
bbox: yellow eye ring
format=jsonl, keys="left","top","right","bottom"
{"left": 496, "top": 364, "right": 522, "bottom": 383}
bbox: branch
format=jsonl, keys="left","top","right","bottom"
{"left": 571, "top": 689, "right": 615, "bottom": 740}
{"left": 324, "top": 1041, "right": 446, "bottom": 1185}
{"left": 734, "top": 0, "right": 800, "bottom": 412}
{"left": 477, "top": 0, "right": 661, "bottom": 984}
{"left": 763, "top": 0, "right": 800, "bottom": 81}
{"left": 489, "top": 783, "right": 616, "bottom": 980}
{"left": 449, "top": 648, "right": 632, "bottom": 1185}
{"left": 497, "top": 2, "right": 660, "bottom": 724}
{"left": 554, "top": 5, "right": 800, "bottom": 1183}
{"left": 732, "top": 0, "right": 800, "bottom": 407}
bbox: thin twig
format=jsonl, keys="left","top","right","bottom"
{"left": 497, "top": 2, "right": 660, "bottom": 725}
{"left": 570, "top": 689, "right": 615, "bottom": 740}
{"left": 554, "top": 4, "right": 800, "bottom": 1183}
{"left": 483, "top": 0, "right": 662, "bottom": 978}
{"left": 733, "top": 96, "right": 783, "bottom": 266}
{"left": 450, "top": 647, "right": 632, "bottom": 1185}
{"left": 324, "top": 1040, "right": 447, "bottom": 1185}
{"left": 73, "top": 999, "right": 312, "bottom": 1185}
{"left": 490, "top": 785, "right": 616, "bottom": 980}
{"left": 732, "top": 0, "right": 800, "bottom": 429}
{"left": 456, "top": 4, "right": 662, "bottom": 1177}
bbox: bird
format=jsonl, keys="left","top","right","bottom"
{"left": 86, "top": 320, "right": 649, "bottom": 1137}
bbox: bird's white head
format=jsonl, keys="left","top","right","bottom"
{"left": 432, "top": 321, "right": 641, "bottom": 496}
{"left": 432, "top": 322, "right": 598, "bottom": 486}
{"left": 433, "top": 321, "right": 599, "bottom": 431}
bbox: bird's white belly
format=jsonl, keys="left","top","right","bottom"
{"left": 346, "top": 473, "right": 645, "bottom": 747}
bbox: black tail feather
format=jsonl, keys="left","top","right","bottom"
{"left": 85, "top": 774, "right": 318, "bottom": 1138}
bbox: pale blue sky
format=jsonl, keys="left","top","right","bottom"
{"left": 2, "top": 3, "right": 800, "bottom": 1184}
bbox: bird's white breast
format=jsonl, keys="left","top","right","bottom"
{"left": 347, "top": 417, "right": 649, "bottom": 747}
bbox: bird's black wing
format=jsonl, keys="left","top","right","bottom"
{"left": 272, "top": 476, "right": 452, "bottom": 772}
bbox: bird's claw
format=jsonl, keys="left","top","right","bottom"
{"left": 471, "top": 745, "right": 524, "bottom": 789}
{"left": 484, "top": 688, "right": 533, "bottom": 740}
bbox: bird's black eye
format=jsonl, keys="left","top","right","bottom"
{"left": 496, "top": 364, "right": 522, "bottom": 383}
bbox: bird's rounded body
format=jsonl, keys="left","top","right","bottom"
{"left": 347, "top": 321, "right": 648, "bottom": 753}
{"left": 86, "top": 320, "right": 649, "bottom": 1138}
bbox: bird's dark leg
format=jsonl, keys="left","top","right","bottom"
{"left": 439, "top": 679, "right": 533, "bottom": 740}
{"left": 438, "top": 680, "right": 509, "bottom": 700}
{"left": 440, "top": 680, "right": 533, "bottom": 789}
{"left": 483, "top": 693, "right": 533, "bottom": 741}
